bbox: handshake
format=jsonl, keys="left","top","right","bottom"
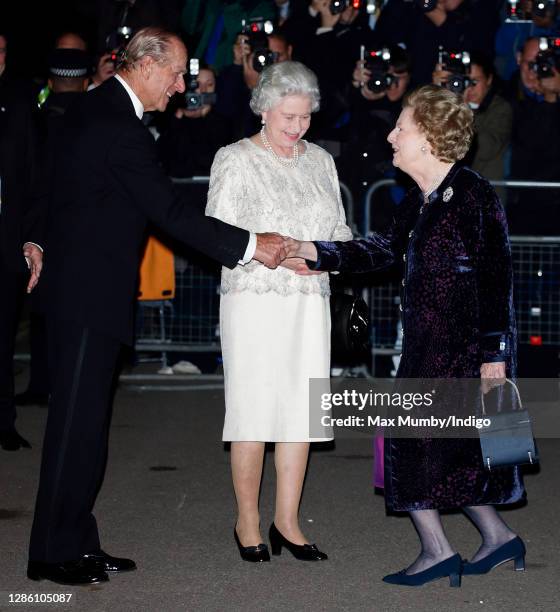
{"left": 252, "top": 233, "right": 319, "bottom": 273}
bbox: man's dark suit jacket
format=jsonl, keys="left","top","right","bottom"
{"left": 44, "top": 77, "right": 249, "bottom": 345}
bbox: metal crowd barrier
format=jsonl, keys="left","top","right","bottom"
{"left": 134, "top": 177, "right": 356, "bottom": 365}
{"left": 134, "top": 177, "right": 559, "bottom": 377}
{"left": 362, "top": 179, "right": 560, "bottom": 373}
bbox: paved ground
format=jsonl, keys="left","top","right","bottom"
{"left": 1, "top": 362, "right": 559, "bottom": 612}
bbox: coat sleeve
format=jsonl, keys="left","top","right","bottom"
{"left": 464, "top": 179, "right": 514, "bottom": 363}
{"left": 308, "top": 214, "right": 407, "bottom": 273}
{"left": 107, "top": 124, "right": 249, "bottom": 269}
{"left": 307, "top": 189, "right": 418, "bottom": 273}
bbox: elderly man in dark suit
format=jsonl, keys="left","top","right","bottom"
{"left": 28, "top": 27, "right": 285, "bottom": 586}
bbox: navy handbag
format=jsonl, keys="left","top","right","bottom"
{"left": 478, "top": 379, "right": 539, "bottom": 471}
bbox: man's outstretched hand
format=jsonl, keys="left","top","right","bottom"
{"left": 23, "top": 243, "right": 43, "bottom": 293}
{"left": 253, "top": 233, "right": 287, "bottom": 268}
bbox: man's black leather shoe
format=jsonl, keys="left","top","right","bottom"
{"left": 0, "top": 428, "right": 31, "bottom": 451}
{"left": 27, "top": 560, "right": 109, "bottom": 585}
{"left": 82, "top": 549, "right": 137, "bottom": 572}
{"left": 14, "top": 390, "right": 49, "bottom": 406}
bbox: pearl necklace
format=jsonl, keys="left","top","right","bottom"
{"left": 260, "top": 125, "right": 299, "bottom": 167}
{"left": 422, "top": 168, "right": 451, "bottom": 203}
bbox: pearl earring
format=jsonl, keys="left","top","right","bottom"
{"left": 421, "top": 146, "right": 427, "bottom": 153}
{"left": 261, "top": 119, "right": 266, "bottom": 125}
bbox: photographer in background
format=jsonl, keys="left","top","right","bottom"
{"left": 495, "top": 0, "right": 560, "bottom": 80}
{"left": 89, "top": 51, "right": 118, "bottom": 89}
{"left": 287, "top": 1, "right": 376, "bottom": 146}
{"left": 158, "top": 64, "right": 230, "bottom": 182}
{"left": 215, "top": 28, "right": 290, "bottom": 139}
{"left": 374, "top": 0, "right": 502, "bottom": 86}
{"left": 340, "top": 45, "right": 412, "bottom": 231}
{"left": 433, "top": 51, "right": 512, "bottom": 181}
{"left": 181, "top": 0, "right": 277, "bottom": 72}
{"left": 507, "top": 35, "right": 560, "bottom": 233}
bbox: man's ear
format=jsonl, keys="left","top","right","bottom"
{"left": 139, "top": 56, "right": 154, "bottom": 78}
{"left": 288, "top": 45, "right": 293, "bottom": 60}
{"left": 516, "top": 51, "right": 522, "bottom": 67}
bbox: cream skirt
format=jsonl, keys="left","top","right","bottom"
{"left": 220, "top": 291, "right": 333, "bottom": 442}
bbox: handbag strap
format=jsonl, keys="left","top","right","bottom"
{"left": 480, "top": 378, "right": 522, "bottom": 415}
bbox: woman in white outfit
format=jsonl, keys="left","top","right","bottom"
{"left": 206, "top": 61, "right": 352, "bottom": 562}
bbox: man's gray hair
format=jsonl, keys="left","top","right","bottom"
{"left": 250, "top": 61, "right": 320, "bottom": 115}
{"left": 120, "top": 27, "right": 180, "bottom": 71}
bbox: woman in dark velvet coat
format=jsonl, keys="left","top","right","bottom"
{"left": 286, "top": 85, "right": 526, "bottom": 587}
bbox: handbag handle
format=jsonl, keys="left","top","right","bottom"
{"left": 480, "top": 378, "right": 522, "bottom": 415}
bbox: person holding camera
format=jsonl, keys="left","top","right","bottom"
{"left": 284, "top": 2, "right": 375, "bottom": 144}
{"left": 374, "top": 0, "right": 502, "bottom": 86}
{"left": 432, "top": 52, "right": 512, "bottom": 181}
{"left": 181, "top": 0, "right": 277, "bottom": 72}
{"left": 505, "top": 36, "right": 560, "bottom": 233}
{"left": 215, "top": 30, "right": 291, "bottom": 139}
{"left": 340, "top": 45, "right": 412, "bottom": 229}
{"left": 158, "top": 65, "right": 231, "bottom": 183}
{"left": 495, "top": 0, "right": 560, "bottom": 80}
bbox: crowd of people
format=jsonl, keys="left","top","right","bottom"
{"left": 0, "top": 0, "right": 545, "bottom": 591}
{"left": 3, "top": 1, "right": 560, "bottom": 227}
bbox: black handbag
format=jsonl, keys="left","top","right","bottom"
{"left": 330, "top": 292, "right": 370, "bottom": 363}
{"left": 478, "top": 378, "right": 539, "bottom": 471}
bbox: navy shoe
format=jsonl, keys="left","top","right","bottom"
{"left": 382, "top": 553, "right": 462, "bottom": 587}
{"left": 463, "top": 536, "right": 525, "bottom": 575}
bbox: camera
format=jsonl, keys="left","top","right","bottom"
{"left": 105, "top": 25, "right": 133, "bottom": 68}
{"left": 330, "top": 0, "right": 362, "bottom": 15}
{"left": 184, "top": 59, "right": 217, "bottom": 110}
{"left": 438, "top": 47, "right": 472, "bottom": 93}
{"left": 362, "top": 47, "right": 396, "bottom": 93}
{"left": 532, "top": 36, "right": 560, "bottom": 79}
{"left": 506, "top": 0, "right": 556, "bottom": 22}
{"left": 534, "top": 0, "right": 557, "bottom": 18}
{"left": 240, "top": 18, "right": 278, "bottom": 72}
{"left": 415, "top": 0, "right": 438, "bottom": 11}
{"left": 106, "top": 0, "right": 135, "bottom": 64}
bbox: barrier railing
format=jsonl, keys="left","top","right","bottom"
{"left": 133, "top": 177, "right": 559, "bottom": 378}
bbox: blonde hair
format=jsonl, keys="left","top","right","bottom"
{"left": 120, "top": 27, "right": 180, "bottom": 71}
{"left": 404, "top": 85, "right": 474, "bottom": 162}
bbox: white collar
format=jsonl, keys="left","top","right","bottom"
{"left": 114, "top": 74, "right": 144, "bottom": 120}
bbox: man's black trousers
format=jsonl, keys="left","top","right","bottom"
{"left": 29, "top": 318, "right": 121, "bottom": 563}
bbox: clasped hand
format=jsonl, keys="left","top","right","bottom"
{"left": 252, "top": 234, "right": 319, "bottom": 275}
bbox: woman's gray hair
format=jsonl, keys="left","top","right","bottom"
{"left": 120, "top": 27, "right": 179, "bottom": 71}
{"left": 250, "top": 61, "right": 320, "bottom": 115}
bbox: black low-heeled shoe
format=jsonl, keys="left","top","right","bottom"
{"left": 382, "top": 553, "right": 462, "bottom": 587}
{"left": 462, "top": 536, "right": 526, "bottom": 575}
{"left": 233, "top": 528, "right": 270, "bottom": 563}
{"left": 269, "top": 523, "right": 328, "bottom": 561}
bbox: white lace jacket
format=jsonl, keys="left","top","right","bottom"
{"left": 205, "top": 139, "right": 353, "bottom": 296}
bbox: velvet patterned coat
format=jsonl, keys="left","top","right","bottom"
{"left": 312, "top": 165, "right": 525, "bottom": 512}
